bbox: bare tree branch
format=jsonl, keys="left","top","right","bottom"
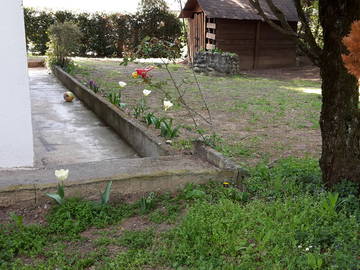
{"left": 248, "top": 0, "right": 297, "bottom": 37}
{"left": 292, "top": 0, "right": 322, "bottom": 57}
{"left": 248, "top": 0, "right": 322, "bottom": 66}
{"left": 176, "top": 0, "right": 214, "bottom": 131}
{"left": 264, "top": 0, "right": 297, "bottom": 34}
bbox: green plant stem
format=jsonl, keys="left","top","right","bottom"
{"left": 162, "top": 60, "right": 211, "bottom": 128}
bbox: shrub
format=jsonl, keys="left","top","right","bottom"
{"left": 24, "top": 8, "right": 55, "bottom": 54}
{"left": 24, "top": 7, "right": 183, "bottom": 58}
{"left": 46, "top": 22, "right": 81, "bottom": 67}
{"left": 128, "top": 7, "right": 182, "bottom": 58}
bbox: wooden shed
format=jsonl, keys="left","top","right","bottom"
{"left": 180, "top": 0, "right": 299, "bottom": 69}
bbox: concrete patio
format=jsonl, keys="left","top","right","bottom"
{"left": 30, "top": 68, "right": 138, "bottom": 167}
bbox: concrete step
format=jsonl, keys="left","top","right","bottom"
{"left": 0, "top": 155, "right": 232, "bottom": 207}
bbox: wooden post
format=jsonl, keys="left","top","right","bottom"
{"left": 203, "top": 13, "right": 206, "bottom": 50}
{"left": 253, "top": 21, "right": 261, "bottom": 69}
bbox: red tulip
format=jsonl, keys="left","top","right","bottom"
{"left": 136, "top": 66, "right": 155, "bottom": 78}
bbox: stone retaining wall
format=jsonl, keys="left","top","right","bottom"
{"left": 193, "top": 51, "right": 240, "bottom": 75}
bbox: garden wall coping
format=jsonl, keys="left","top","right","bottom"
{"left": 193, "top": 140, "right": 249, "bottom": 187}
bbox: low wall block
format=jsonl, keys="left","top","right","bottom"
{"left": 193, "top": 51, "right": 240, "bottom": 75}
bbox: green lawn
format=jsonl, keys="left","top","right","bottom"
{"left": 1, "top": 158, "right": 359, "bottom": 269}
{"left": 69, "top": 58, "right": 322, "bottom": 167}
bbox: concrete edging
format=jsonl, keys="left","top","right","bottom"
{"left": 193, "top": 140, "right": 249, "bottom": 186}
{"left": 0, "top": 168, "right": 230, "bottom": 208}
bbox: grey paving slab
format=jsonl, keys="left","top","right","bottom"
{"left": 29, "top": 68, "right": 138, "bottom": 167}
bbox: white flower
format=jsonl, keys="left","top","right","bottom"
{"left": 163, "top": 100, "right": 174, "bottom": 111}
{"left": 305, "top": 247, "right": 310, "bottom": 251}
{"left": 298, "top": 245, "right": 302, "bottom": 249}
{"left": 55, "top": 169, "right": 69, "bottom": 181}
{"left": 118, "top": 81, "right": 127, "bottom": 88}
{"left": 143, "top": 89, "right": 152, "bottom": 96}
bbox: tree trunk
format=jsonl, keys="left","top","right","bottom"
{"left": 319, "top": 0, "right": 360, "bottom": 187}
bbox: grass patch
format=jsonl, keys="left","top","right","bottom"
{"left": 46, "top": 198, "right": 135, "bottom": 235}
{"left": 163, "top": 197, "right": 358, "bottom": 269}
{"left": 117, "top": 230, "right": 155, "bottom": 249}
{"left": 1, "top": 158, "right": 359, "bottom": 269}
{"left": 148, "top": 201, "right": 182, "bottom": 224}
{"left": 70, "top": 59, "right": 322, "bottom": 165}
{"left": 215, "top": 142, "right": 253, "bottom": 158}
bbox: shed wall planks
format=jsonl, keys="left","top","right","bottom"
{"left": 187, "top": 16, "right": 297, "bottom": 69}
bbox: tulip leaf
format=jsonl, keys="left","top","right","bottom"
{"left": 101, "top": 181, "right": 113, "bottom": 205}
{"left": 46, "top": 193, "right": 64, "bottom": 205}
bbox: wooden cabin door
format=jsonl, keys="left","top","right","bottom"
{"left": 192, "top": 12, "right": 205, "bottom": 57}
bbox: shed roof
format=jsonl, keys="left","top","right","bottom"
{"left": 180, "top": 0, "right": 298, "bottom": 22}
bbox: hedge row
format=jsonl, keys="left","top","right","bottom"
{"left": 24, "top": 7, "right": 183, "bottom": 57}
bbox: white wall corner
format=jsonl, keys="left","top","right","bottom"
{"left": 0, "top": 0, "right": 34, "bottom": 168}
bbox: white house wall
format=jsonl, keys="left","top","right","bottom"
{"left": 0, "top": 0, "right": 34, "bottom": 167}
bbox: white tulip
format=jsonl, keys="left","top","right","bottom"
{"left": 55, "top": 169, "right": 69, "bottom": 181}
{"left": 163, "top": 100, "right": 174, "bottom": 111}
{"left": 118, "top": 81, "right": 127, "bottom": 88}
{"left": 143, "top": 89, "right": 152, "bottom": 96}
